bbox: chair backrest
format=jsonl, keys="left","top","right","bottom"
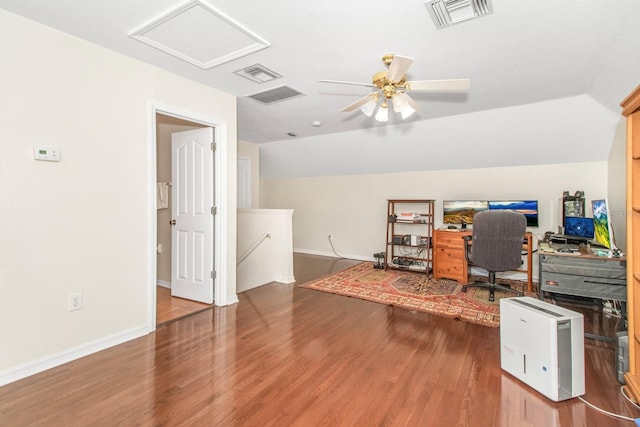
{"left": 469, "top": 210, "right": 527, "bottom": 272}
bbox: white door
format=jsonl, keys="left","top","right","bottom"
{"left": 171, "top": 127, "right": 215, "bottom": 304}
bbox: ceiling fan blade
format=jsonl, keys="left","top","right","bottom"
{"left": 319, "top": 79, "right": 375, "bottom": 88}
{"left": 406, "top": 78, "right": 471, "bottom": 91}
{"left": 341, "top": 93, "right": 376, "bottom": 112}
{"left": 387, "top": 55, "right": 415, "bottom": 82}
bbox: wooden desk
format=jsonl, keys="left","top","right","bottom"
{"left": 433, "top": 230, "right": 533, "bottom": 293}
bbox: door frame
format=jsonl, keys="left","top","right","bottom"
{"left": 149, "top": 103, "right": 232, "bottom": 330}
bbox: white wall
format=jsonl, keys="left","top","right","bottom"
{"left": 0, "top": 10, "right": 237, "bottom": 384}
{"left": 259, "top": 95, "right": 619, "bottom": 178}
{"left": 261, "top": 161, "right": 609, "bottom": 279}
{"left": 237, "top": 209, "right": 294, "bottom": 292}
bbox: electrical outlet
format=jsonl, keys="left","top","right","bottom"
{"left": 68, "top": 292, "right": 83, "bottom": 311}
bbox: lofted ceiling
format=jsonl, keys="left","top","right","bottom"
{"left": 1, "top": 0, "right": 639, "bottom": 144}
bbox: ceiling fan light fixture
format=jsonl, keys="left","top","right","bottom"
{"left": 392, "top": 92, "right": 416, "bottom": 119}
{"left": 392, "top": 92, "right": 409, "bottom": 111}
{"left": 322, "top": 53, "right": 470, "bottom": 123}
{"left": 360, "top": 98, "right": 378, "bottom": 117}
{"left": 400, "top": 106, "right": 416, "bottom": 120}
{"left": 425, "top": 0, "right": 493, "bottom": 29}
{"left": 375, "top": 104, "right": 389, "bottom": 122}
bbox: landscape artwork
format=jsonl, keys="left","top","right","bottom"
{"left": 591, "top": 199, "right": 612, "bottom": 248}
{"left": 488, "top": 200, "right": 539, "bottom": 227}
{"left": 443, "top": 200, "right": 489, "bottom": 224}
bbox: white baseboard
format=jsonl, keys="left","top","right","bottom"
{"left": 274, "top": 273, "right": 296, "bottom": 284}
{"left": 0, "top": 325, "right": 150, "bottom": 387}
{"left": 294, "top": 248, "right": 372, "bottom": 262}
{"left": 157, "top": 280, "right": 171, "bottom": 289}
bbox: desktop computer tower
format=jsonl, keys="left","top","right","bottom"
{"left": 616, "top": 331, "right": 629, "bottom": 384}
{"left": 500, "top": 297, "right": 585, "bottom": 401}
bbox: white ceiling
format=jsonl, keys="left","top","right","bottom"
{"left": 1, "top": 0, "right": 639, "bottom": 144}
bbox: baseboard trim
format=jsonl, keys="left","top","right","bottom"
{"left": 0, "top": 325, "right": 150, "bottom": 387}
{"left": 294, "top": 248, "right": 372, "bottom": 262}
{"left": 274, "top": 273, "right": 296, "bottom": 284}
{"left": 157, "top": 280, "right": 171, "bottom": 289}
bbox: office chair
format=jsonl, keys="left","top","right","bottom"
{"left": 462, "top": 210, "right": 526, "bottom": 302}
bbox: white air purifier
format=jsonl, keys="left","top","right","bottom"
{"left": 500, "top": 297, "right": 585, "bottom": 402}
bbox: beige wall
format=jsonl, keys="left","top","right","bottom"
{"left": 0, "top": 9, "right": 237, "bottom": 384}
{"left": 261, "top": 161, "right": 610, "bottom": 279}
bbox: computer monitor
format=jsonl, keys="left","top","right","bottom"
{"left": 443, "top": 200, "right": 488, "bottom": 225}
{"left": 564, "top": 217, "right": 595, "bottom": 239}
{"left": 488, "top": 200, "right": 539, "bottom": 227}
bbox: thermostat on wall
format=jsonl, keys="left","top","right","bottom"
{"left": 34, "top": 146, "right": 60, "bottom": 162}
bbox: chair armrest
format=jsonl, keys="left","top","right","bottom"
{"left": 462, "top": 235, "right": 472, "bottom": 263}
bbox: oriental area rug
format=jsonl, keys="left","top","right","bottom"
{"left": 301, "top": 262, "right": 534, "bottom": 328}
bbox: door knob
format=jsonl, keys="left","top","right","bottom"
{"left": 170, "top": 219, "right": 176, "bottom": 225}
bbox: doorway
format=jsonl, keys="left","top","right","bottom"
{"left": 155, "top": 113, "right": 213, "bottom": 325}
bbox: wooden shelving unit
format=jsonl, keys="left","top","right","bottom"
{"left": 622, "top": 84, "right": 640, "bottom": 400}
{"left": 385, "top": 199, "right": 434, "bottom": 274}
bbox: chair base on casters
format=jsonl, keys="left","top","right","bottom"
{"left": 461, "top": 272, "right": 524, "bottom": 302}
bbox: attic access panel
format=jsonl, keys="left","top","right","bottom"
{"left": 129, "top": 0, "right": 270, "bottom": 69}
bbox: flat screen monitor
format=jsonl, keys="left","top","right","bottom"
{"left": 564, "top": 217, "right": 595, "bottom": 239}
{"left": 443, "top": 200, "right": 489, "bottom": 224}
{"left": 488, "top": 200, "right": 539, "bottom": 227}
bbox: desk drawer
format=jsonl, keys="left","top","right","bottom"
{"left": 434, "top": 256, "right": 467, "bottom": 283}
{"left": 435, "top": 233, "right": 466, "bottom": 249}
{"left": 435, "top": 247, "right": 464, "bottom": 260}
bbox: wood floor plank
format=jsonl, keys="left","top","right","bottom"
{"left": 0, "top": 253, "right": 635, "bottom": 426}
{"left": 156, "top": 285, "right": 211, "bottom": 325}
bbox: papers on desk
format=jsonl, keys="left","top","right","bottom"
{"left": 539, "top": 242, "right": 554, "bottom": 253}
{"left": 539, "top": 241, "right": 614, "bottom": 257}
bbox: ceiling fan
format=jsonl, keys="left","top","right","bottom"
{"left": 319, "top": 53, "right": 470, "bottom": 122}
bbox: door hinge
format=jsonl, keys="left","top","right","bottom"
{"left": 211, "top": 206, "right": 217, "bottom": 215}
{"left": 211, "top": 142, "right": 217, "bottom": 151}
{"left": 211, "top": 270, "right": 216, "bottom": 279}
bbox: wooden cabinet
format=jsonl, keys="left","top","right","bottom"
{"left": 433, "top": 230, "right": 471, "bottom": 284}
{"left": 385, "top": 199, "right": 434, "bottom": 274}
{"left": 622, "top": 85, "right": 640, "bottom": 399}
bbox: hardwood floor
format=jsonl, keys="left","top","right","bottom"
{"left": 156, "top": 286, "right": 211, "bottom": 325}
{"left": 0, "top": 253, "right": 635, "bottom": 426}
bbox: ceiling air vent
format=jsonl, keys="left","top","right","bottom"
{"left": 234, "top": 64, "right": 282, "bottom": 83}
{"left": 246, "top": 85, "right": 305, "bottom": 105}
{"left": 425, "top": 0, "right": 493, "bottom": 29}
